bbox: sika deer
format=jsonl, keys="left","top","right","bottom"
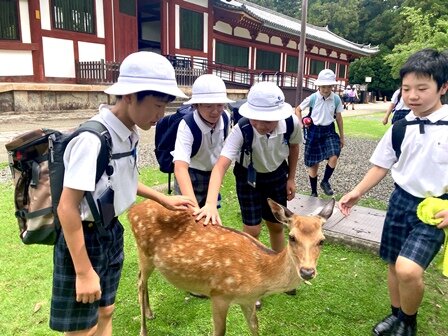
{"left": 129, "top": 198, "right": 334, "bottom": 336}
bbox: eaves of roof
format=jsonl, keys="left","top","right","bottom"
{"left": 214, "top": 0, "right": 379, "bottom": 57}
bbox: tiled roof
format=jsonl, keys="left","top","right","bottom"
{"left": 216, "top": 0, "right": 379, "bottom": 56}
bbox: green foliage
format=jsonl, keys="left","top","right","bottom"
{"left": 384, "top": 7, "right": 448, "bottom": 78}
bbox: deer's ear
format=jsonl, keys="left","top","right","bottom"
{"left": 267, "top": 198, "right": 294, "bottom": 225}
{"left": 317, "top": 198, "right": 335, "bottom": 220}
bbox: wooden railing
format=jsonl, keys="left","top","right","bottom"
{"left": 75, "top": 55, "right": 343, "bottom": 93}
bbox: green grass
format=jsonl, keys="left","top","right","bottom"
{"left": 343, "top": 112, "right": 390, "bottom": 140}
{"left": 1, "top": 114, "right": 447, "bottom": 335}
{"left": 1, "top": 169, "right": 447, "bottom": 336}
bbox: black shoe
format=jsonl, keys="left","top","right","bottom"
{"left": 391, "top": 320, "right": 416, "bottom": 336}
{"left": 284, "top": 289, "right": 297, "bottom": 296}
{"left": 310, "top": 192, "right": 318, "bottom": 197}
{"left": 372, "top": 314, "right": 398, "bottom": 336}
{"left": 320, "top": 181, "right": 334, "bottom": 196}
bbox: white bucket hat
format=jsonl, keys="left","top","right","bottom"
{"left": 238, "top": 82, "right": 292, "bottom": 121}
{"left": 184, "top": 74, "right": 234, "bottom": 105}
{"left": 105, "top": 51, "right": 187, "bottom": 98}
{"left": 315, "top": 69, "right": 338, "bottom": 86}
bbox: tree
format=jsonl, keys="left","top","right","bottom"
{"left": 384, "top": 7, "right": 448, "bottom": 78}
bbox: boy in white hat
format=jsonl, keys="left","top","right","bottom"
{"left": 295, "top": 68, "right": 344, "bottom": 197}
{"left": 195, "top": 81, "right": 301, "bottom": 254}
{"left": 173, "top": 74, "right": 233, "bottom": 209}
{"left": 50, "top": 51, "right": 194, "bottom": 335}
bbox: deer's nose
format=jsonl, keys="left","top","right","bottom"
{"left": 299, "top": 267, "right": 315, "bottom": 280}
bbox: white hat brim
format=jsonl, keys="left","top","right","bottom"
{"left": 238, "top": 102, "right": 293, "bottom": 121}
{"left": 105, "top": 82, "right": 188, "bottom": 98}
{"left": 315, "top": 79, "right": 338, "bottom": 86}
{"left": 184, "top": 97, "right": 235, "bottom": 105}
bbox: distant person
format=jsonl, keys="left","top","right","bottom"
{"left": 295, "top": 69, "right": 344, "bottom": 197}
{"left": 342, "top": 85, "right": 351, "bottom": 110}
{"left": 348, "top": 86, "right": 359, "bottom": 110}
{"left": 382, "top": 88, "right": 411, "bottom": 125}
{"left": 339, "top": 48, "right": 448, "bottom": 336}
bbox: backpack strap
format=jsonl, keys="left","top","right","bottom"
{"left": 183, "top": 112, "right": 202, "bottom": 158}
{"left": 392, "top": 118, "right": 448, "bottom": 159}
{"left": 333, "top": 94, "right": 341, "bottom": 118}
{"left": 238, "top": 117, "right": 253, "bottom": 165}
{"left": 283, "top": 115, "right": 294, "bottom": 145}
{"left": 307, "top": 93, "right": 317, "bottom": 118}
{"left": 222, "top": 112, "right": 229, "bottom": 139}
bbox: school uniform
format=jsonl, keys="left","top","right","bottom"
{"left": 50, "top": 105, "right": 139, "bottom": 332}
{"left": 299, "top": 92, "right": 344, "bottom": 167}
{"left": 172, "top": 110, "right": 230, "bottom": 207}
{"left": 220, "top": 115, "right": 301, "bottom": 225}
{"left": 370, "top": 105, "right": 448, "bottom": 268}
{"left": 390, "top": 89, "right": 411, "bottom": 124}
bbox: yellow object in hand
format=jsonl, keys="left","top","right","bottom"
{"left": 417, "top": 197, "right": 448, "bottom": 277}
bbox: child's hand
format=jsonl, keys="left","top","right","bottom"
{"left": 194, "top": 204, "right": 222, "bottom": 226}
{"left": 338, "top": 191, "right": 361, "bottom": 216}
{"left": 286, "top": 180, "right": 296, "bottom": 201}
{"left": 163, "top": 195, "right": 195, "bottom": 211}
{"left": 435, "top": 210, "right": 448, "bottom": 229}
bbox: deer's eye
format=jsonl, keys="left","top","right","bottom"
{"left": 289, "top": 235, "right": 296, "bottom": 243}
{"left": 318, "top": 239, "right": 325, "bottom": 246}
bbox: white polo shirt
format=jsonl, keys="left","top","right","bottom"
{"left": 391, "top": 89, "right": 410, "bottom": 111}
{"left": 220, "top": 114, "right": 301, "bottom": 173}
{"left": 370, "top": 105, "right": 448, "bottom": 198}
{"left": 172, "top": 110, "right": 230, "bottom": 171}
{"left": 299, "top": 91, "right": 343, "bottom": 126}
{"left": 63, "top": 105, "right": 139, "bottom": 220}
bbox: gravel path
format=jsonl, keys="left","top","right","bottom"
{"left": 1, "top": 134, "right": 394, "bottom": 204}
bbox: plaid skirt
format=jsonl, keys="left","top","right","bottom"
{"left": 380, "top": 185, "right": 448, "bottom": 268}
{"left": 50, "top": 218, "right": 124, "bottom": 332}
{"left": 174, "top": 167, "right": 220, "bottom": 208}
{"left": 233, "top": 161, "right": 288, "bottom": 225}
{"left": 304, "top": 123, "right": 341, "bottom": 167}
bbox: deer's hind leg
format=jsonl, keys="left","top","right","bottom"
{"left": 137, "top": 252, "right": 155, "bottom": 336}
{"left": 240, "top": 302, "right": 259, "bottom": 336}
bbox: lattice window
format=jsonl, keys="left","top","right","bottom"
{"left": 0, "top": 0, "right": 19, "bottom": 40}
{"left": 286, "top": 55, "right": 298, "bottom": 73}
{"left": 216, "top": 42, "right": 249, "bottom": 68}
{"left": 52, "top": 0, "right": 95, "bottom": 34}
{"left": 180, "top": 8, "right": 203, "bottom": 51}
{"left": 256, "top": 49, "right": 280, "bottom": 71}
{"left": 310, "top": 59, "right": 325, "bottom": 76}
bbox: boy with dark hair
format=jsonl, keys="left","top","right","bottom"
{"left": 295, "top": 69, "right": 344, "bottom": 197}
{"left": 339, "top": 48, "right": 448, "bottom": 336}
{"left": 50, "top": 51, "right": 194, "bottom": 336}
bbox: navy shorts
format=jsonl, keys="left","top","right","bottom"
{"left": 380, "top": 185, "right": 447, "bottom": 269}
{"left": 50, "top": 219, "right": 124, "bottom": 332}
{"left": 233, "top": 161, "right": 288, "bottom": 226}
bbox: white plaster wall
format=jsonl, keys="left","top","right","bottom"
{"left": 203, "top": 13, "right": 208, "bottom": 53}
{"left": 256, "top": 33, "right": 269, "bottom": 43}
{"left": 96, "top": 0, "right": 105, "bottom": 38}
{"left": 214, "top": 21, "right": 232, "bottom": 35}
{"left": 40, "top": 0, "right": 51, "bottom": 30}
{"left": 340, "top": 54, "right": 348, "bottom": 61}
{"left": 319, "top": 48, "right": 327, "bottom": 56}
{"left": 271, "top": 36, "right": 282, "bottom": 46}
{"left": 42, "top": 37, "right": 75, "bottom": 78}
{"left": 175, "top": 5, "right": 180, "bottom": 49}
{"left": 329, "top": 51, "right": 338, "bottom": 58}
{"left": 0, "top": 50, "right": 33, "bottom": 76}
{"left": 287, "top": 40, "right": 297, "bottom": 49}
{"left": 78, "top": 42, "right": 105, "bottom": 61}
{"left": 184, "top": 0, "right": 208, "bottom": 8}
{"left": 234, "top": 27, "right": 251, "bottom": 39}
{"left": 19, "top": 0, "right": 31, "bottom": 43}
{"left": 310, "top": 46, "right": 319, "bottom": 54}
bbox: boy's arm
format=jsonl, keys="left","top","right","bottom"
{"left": 194, "top": 156, "right": 232, "bottom": 225}
{"left": 338, "top": 165, "right": 388, "bottom": 216}
{"left": 137, "top": 182, "right": 194, "bottom": 210}
{"left": 295, "top": 106, "right": 304, "bottom": 127}
{"left": 174, "top": 160, "right": 200, "bottom": 209}
{"left": 383, "top": 102, "right": 395, "bottom": 125}
{"left": 57, "top": 187, "right": 101, "bottom": 304}
{"left": 287, "top": 143, "right": 299, "bottom": 200}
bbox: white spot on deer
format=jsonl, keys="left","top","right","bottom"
{"left": 224, "top": 259, "right": 231, "bottom": 267}
{"left": 197, "top": 249, "right": 204, "bottom": 256}
{"left": 133, "top": 215, "right": 139, "bottom": 222}
{"left": 224, "top": 277, "right": 235, "bottom": 285}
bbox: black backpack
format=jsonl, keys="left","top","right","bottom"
{"left": 238, "top": 116, "right": 294, "bottom": 165}
{"left": 155, "top": 105, "right": 229, "bottom": 193}
{"left": 391, "top": 117, "right": 448, "bottom": 159}
{"left": 6, "top": 120, "right": 133, "bottom": 245}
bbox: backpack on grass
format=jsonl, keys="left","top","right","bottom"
{"left": 6, "top": 120, "right": 116, "bottom": 245}
{"left": 155, "top": 105, "right": 229, "bottom": 193}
